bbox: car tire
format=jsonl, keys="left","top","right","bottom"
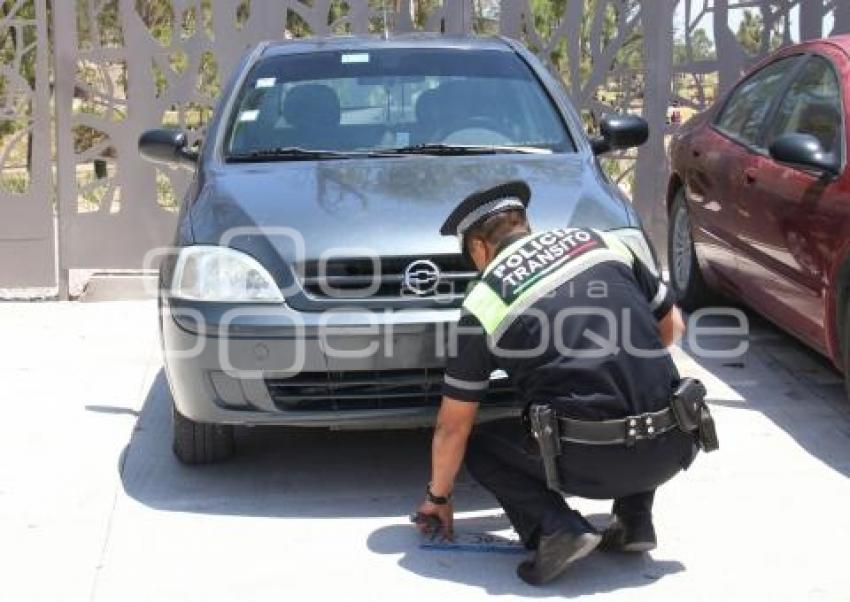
{"left": 668, "top": 188, "right": 713, "bottom": 310}
{"left": 172, "top": 404, "right": 235, "bottom": 464}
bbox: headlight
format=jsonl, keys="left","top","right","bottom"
{"left": 608, "top": 227, "right": 660, "bottom": 275}
{"left": 171, "top": 246, "right": 283, "bottom": 302}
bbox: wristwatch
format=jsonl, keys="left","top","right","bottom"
{"left": 426, "top": 483, "right": 452, "bottom": 505}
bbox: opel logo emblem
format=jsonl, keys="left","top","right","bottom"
{"left": 402, "top": 259, "right": 441, "bottom": 296}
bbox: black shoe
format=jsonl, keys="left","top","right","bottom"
{"left": 600, "top": 514, "right": 657, "bottom": 553}
{"left": 516, "top": 528, "right": 601, "bottom": 586}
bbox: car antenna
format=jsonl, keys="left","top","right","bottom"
{"left": 382, "top": 0, "right": 389, "bottom": 40}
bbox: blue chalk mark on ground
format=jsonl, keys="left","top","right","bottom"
{"left": 419, "top": 541, "right": 527, "bottom": 555}
{"left": 412, "top": 513, "right": 526, "bottom": 554}
{"left": 418, "top": 530, "right": 527, "bottom": 555}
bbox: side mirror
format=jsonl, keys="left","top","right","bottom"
{"left": 138, "top": 129, "right": 198, "bottom": 169}
{"left": 591, "top": 114, "right": 649, "bottom": 155}
{"left": 768, "top": 133, "right": 840, "bottom": 177}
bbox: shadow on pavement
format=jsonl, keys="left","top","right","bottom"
{"left": 122, "top": 308, "right": 850, "bottom": 524}
{"left": 120, "top": 369, "right": 496, "bottom": 518}
{"left": 367, "top": 514, "right": 685, "bottom": 597}
{"left": 122, "top": 374, "right": 688, "bottom": 596}
{"left": 682, "top": 309, "right": 850, "bottom": 478}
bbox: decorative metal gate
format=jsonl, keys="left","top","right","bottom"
{"left": 50, "top": 0, "right": 475, "bottom": 296}
{"left": 2, "top": 1, "right": 849, "bottom": 292}
{"left": 0, "top": 0, "right": 52, "bottom": 287}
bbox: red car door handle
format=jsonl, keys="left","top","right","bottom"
{"left": 743, "top": 169, "right": 757, "bottom": 184}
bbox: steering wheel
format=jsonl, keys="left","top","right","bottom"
{"left": 435, "top": 116, "right": 513, "bottom": 145}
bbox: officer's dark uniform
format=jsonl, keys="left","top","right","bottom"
{"left": 440, "top": 181, "right": 698, "bottom": 550}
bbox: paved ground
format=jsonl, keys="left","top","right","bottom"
{"left": 1, "top": 300, "right": 849, "bottom": 601}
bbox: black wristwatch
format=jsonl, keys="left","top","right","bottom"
{"left": 426, "top": 483, "right": 452, "bottom": 505}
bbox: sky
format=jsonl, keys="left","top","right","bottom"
{"left": 672, "top": 2, "right": 835, "bottom": 43}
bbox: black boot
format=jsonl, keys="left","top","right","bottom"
{"left": 516, "top": 512, "right": 601, "bottom": 586}
{"left": 600, "top": 513, "right": 657, "bottom": 553}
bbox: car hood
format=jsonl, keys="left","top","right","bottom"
{"left": 189, "top": 153, "right": 633, "bottom": 260}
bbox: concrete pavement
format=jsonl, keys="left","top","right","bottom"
{"left": 1, "top": 300, "right": 849, "bottom": 601}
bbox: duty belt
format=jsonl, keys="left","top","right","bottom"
{"left": 556, "top": 407, "right": 677, "bottom": 446}
{"left": 528, "top": 379, "right": 716, "bottom": 495}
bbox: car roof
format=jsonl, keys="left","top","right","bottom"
{"left": 815, "top": 34, "right": 850, "bottom": 55}
{"left": 771, "top": 34, "right": 850, "bottom": 59}
{"left": 739, "top": 35, "right": 850, "bottom": 82}
{"left": 261, "top": 33, "right": 513, "bottom": 57}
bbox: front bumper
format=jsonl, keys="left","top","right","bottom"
{"left": 160, "top": 298, "right": 521, "bottom": 428}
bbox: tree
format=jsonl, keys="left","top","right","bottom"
{"left": 674, "top": 27, "right": 715, "bottom": 64}
{"left": 735, "top": 9, "right": 783, "bottom": 56}
{"left": 530, "top": 0, "right": 642, "bottom": 89}
{"left": 0, "top": 0, "right": 38, "bottom": 173}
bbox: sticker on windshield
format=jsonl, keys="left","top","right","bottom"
{"left": 255, "top": 77, "right": 276, "bottom": 88}
{"left": 238, "top": 110, "right": 259, "bottom": 122}
{"left": 341, "top": 52, "right": 369, "bottom": 64}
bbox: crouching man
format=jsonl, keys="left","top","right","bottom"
{"left": 414, "top": 180, "right": 715, "bottom": 585}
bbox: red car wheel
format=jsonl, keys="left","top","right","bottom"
{"left": 667, "top": 189, "right": 713, "bottom": 310}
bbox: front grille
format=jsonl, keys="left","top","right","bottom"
{"left": 266, "top": 369, "right": 515, "bottom": 412}
{"left": 296, "top": 255, "right": 476, "bottom": 303}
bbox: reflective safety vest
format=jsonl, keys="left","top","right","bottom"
{"left": 463, "top": 228, "right": 636, "bottom": 341}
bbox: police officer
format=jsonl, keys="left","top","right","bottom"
{"left": 415, "top": 180, "right": 708, "bottom": 586}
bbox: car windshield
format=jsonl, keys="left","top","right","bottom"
{"left": 224, "top": 47, "right": 574, "bottom": 159}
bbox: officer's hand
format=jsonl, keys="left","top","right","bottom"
{"left": 415, "top": 500, "right": 454, "bottom": 541}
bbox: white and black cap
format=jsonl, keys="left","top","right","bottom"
{"left": 439, "top": 180, "right": 531, "bottom": 247}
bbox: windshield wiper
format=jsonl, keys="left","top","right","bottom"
{"left": 226, "top": 147, "right": 387, "bottom": 162}
{"left": 385, "top": 143, "right": 553, "bottom": 156}
{"left": 225, "top": 144, "right": 553, "bottom": 162}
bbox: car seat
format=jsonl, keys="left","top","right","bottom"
{"left": 413, "top": 88, "right": 443, "bottom": 144}
{"left": 281, "top": 84, "right": 341, "bottom": 149}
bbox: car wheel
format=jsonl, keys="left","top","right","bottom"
{"left": 172, "top": 404, "right": 235, "bottom": 464}
{"left": 668, "top": 188, "right": 712, "bottom": 310}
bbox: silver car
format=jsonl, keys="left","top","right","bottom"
{"left": 139, "top": 34, "right": 654, "bottom": 463}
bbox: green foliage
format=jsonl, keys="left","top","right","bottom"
{"left": 523, "top": 1, "right": 642, "bottom": 190}
{"left": 287, "top": 7, "right": 313, "bottom": 37}
{"left": 134, "top": 0, "right": 174, "bottom": 45}
{"left": 329, "top": 1, "right": 351, "bottom": 33}
{"left": 411, "top": 0, "right": 442, "bottom": 28}
{"left": 236, "top": 1, "right": 250, "bottom": 28}
{"left": 0, "top": 0, "right": 37, "bottom": 138}
{"left": 364, "top": 0, "right": 443, "bottom": 34}
{"left": 78, "top": 0, "right": 122, "bottom": 50}
{"left": 735, "top": 9, "right": 783, "bottom": 56}
{"left": 1, "top": 0, "right": 793, "bottom": 190}
{"left": 1, "top": 171, "right": 29, "bottom": 194}
{"left": 156, "top": 169, "right": 178, "bottom": 211}
{"left": 529, "top": 0, "right": 642, "bottom": 89}
{"left": 197, "top": 51, "right": 220, "bottom": 98}
{"left": 673, "top": 27, "right": 715, "bottom": 64}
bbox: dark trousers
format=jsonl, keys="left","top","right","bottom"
{"left": 464, "top": 418, "right": 697, "bottom": 546}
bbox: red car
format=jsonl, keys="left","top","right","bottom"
{"left": 667, "top": 36, "right": 850, "bottom": 398}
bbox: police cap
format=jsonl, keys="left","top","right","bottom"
{"left": 439, "top": 180, "right": 531, "bottom": 245}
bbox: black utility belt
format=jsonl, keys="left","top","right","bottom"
{"left": 528, "top": 379, "right": 718, "bottom": 495}
{"left": 557, "top": 408, "right": 676, "bottom": 446}
{"left": 533, "top": 378, "right": 718, "bottom": 452}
